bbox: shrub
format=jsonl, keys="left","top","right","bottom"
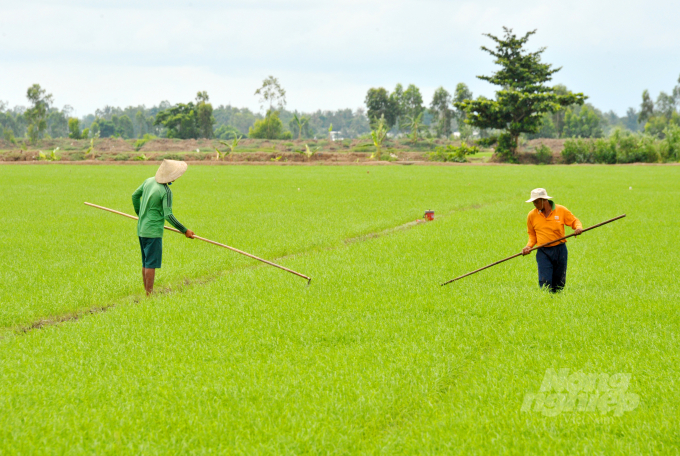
{"left": 134, "top": 133, "right": 156, "bottom": 152}
{"left": 69, "top": 152, "right": 86, "bottom": 161}
{"left": 561, "top": 138, "right": 593, "bottom": 164}
{"left": 614, "top": 133, "right": 658, "bottom": 164}
{"left": 563, "top": 132, "right": 661, "bottom": 164}
{"left": 592, "top": 138, "right": 616, "bottom": 164}
{"left": 534, "top": 144, "right": 553, "bottom": 164}
{"left": 476, "top": 135, "right": 498, "bottom": 147}
{"left": 248, "top": 110, "right": 292, "bottom": 140}
{"left": 429, "top": 142, "right": 479, "bottom": 163}
{"left": 494, "top": 132, "right": 517, "bottom": 163}
{"left": 660, "top": 124, "right": 680, "bottom": 162}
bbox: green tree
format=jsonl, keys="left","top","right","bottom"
{"left": 623, "top": 108, "right": 642, "bottom": 132}
{"left": 405, "top": 112, "right": 429, "bottom": 144}
{"left": 526, "top": 113, "right": 557, "bottom": 139}
{"left": 455, "top": 28, "right": 585, "bottom": 161}
{"left": 47, "top": 110, "right": 68, "bottom": 138}
{"left": 255, "top": 76, "right": 286, "bottom": 111}
{"left": 562, "top": 105, "right": 603, "bottom": 138}
{"left": 453, "top": 83, "right": 473, "bottom": 123}
{"left": 154, "top": 103, "right": 199, "bottom": 139}
{"left": 365, "top": 87, "right": 399, "bottom": 128}
{"left": 25, "top": 84, "right": 54, "bottom": 143}
{"left": 134, "top": 110, "right": 151, "bottom": 137}
{"left": 430, "top": 87, "right": 453, "bottom": 137}
{"left": 248, "top": 110, "right": 291, "bottom": 139}
{"left": 196, "top": 91, "right": 215, "bottom": 138}
{"left": 389, "top": 83, "right": 406, "bottom": 132}
{"left": 644, "top": 116, "right": 669, "bottom": 138}
{"left": 655, "top": 92, "right": 676, "bottom": 120}
{"left": 115, "top": 114, "right": 134, "bottom": 138}
{"left": 100, "top": 119, "right": 115, "bottom": 137}
{"left": 402, "top": 84, "right": 424, "bottom": 119}
{"left": 290, "top": 113, "right": 310, "bottom": 139}
{"left": 68, "top": 118, "right": 81, "bottom": 139}
{"left": 215, "top": 125, "right": 242, "bottom": 140}
{"left": 370, "top": 115, "right": 388, "bottom": 160}
{"left": 638, "top": 90, "right": 654, "bottom": 125}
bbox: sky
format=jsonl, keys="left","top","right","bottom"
{"left": 1, "top": 0, "right": 678, "bottom": 117}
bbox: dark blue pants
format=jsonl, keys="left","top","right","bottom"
{"left": 536, "top": 243, "right": 568, "bottom": 293}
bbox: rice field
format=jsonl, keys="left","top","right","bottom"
{"left": 0, "top": 164, "right": 678, "bottom": 454}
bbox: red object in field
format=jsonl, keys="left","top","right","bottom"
{"left": 424, "top": 210, "right": 434, "bottom": 221}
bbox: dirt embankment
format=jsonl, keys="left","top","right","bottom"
{"left": 0, "top": 137, "right": 570, "bottom": 164}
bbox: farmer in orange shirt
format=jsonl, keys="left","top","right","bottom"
{"left": 521, "top": 188, "right": 583, "bottom": 293}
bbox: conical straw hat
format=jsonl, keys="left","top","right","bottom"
{"left": 155, "top": 159, "right": 187, "bottom": 184}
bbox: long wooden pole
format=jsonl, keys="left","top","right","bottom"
{"left": 440, "top": 214, "right": 626, "bottom": 286}
{"left": 84, "top": 202, "right": 312, "bottom": 284}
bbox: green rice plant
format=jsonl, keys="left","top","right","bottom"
{"left": 133, "top": 154, "right": 148, "bottom": 161}
{"left": 0, "top": 165, "right": 677, "bottom": 454}
{"left": 1, "top": 166, "right": 679, "bottom": 453}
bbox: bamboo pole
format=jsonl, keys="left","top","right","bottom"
{"left": 84, "top": 202, "right": 312, "bottom": 284}
{"left": 440, "top": 214, "right": 626, "bottom": 286}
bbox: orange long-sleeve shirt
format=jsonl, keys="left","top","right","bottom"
{"left": 526, "top": 204, "right": 583, "bottom": 248}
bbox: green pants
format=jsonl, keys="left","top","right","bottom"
{"left": 139, "top": 237, "right": 162, "bottom": 269}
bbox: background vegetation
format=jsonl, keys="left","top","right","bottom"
{"left": 2, "top": 27, "right": 679, "bottom": 165}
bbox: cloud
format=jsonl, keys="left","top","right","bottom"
{"left": 1, "top": 0, "right": 678, "bottom": 115}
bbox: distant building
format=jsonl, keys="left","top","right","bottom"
{"left": 329, "top": 131, "right": 344, "bottom": 141}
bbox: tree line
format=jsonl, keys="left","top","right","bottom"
{"left": 0, "top": 79, "right": 371, "bottom": 144}
{"left": 364, "top": 27, "right": 679, "bottom": 161}
{"left": 1, "top": 30, "right": 678, "bottom": 153}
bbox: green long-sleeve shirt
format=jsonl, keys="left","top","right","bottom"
{"left": 132, "top": 177, "right": 187, "bottom": 238}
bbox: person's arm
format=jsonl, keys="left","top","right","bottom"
{"left": 162, "top": 185, "right": 194, "bottom": 238}
{"left": 523, "top": 214, "right": 537, "bottom": 255}
{"left": 563, "top": 208, "right": 583, "bottom": 235}
{"left": 132, "top": 183, "right": 144, "bottom": 215}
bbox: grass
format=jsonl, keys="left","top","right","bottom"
{"left": 0, "top": 165, "right": 678, "bottom": 453}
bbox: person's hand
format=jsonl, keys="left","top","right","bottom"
{"left": 574, "top": 228, "right": 583, "bottom": 236}
{"left": 185, "top": 229, "right": 195, "bottom": 239}
{"left": 522, "top": 246, "right": 532, "bottom": 256}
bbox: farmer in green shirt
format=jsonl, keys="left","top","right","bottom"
{"left": 132, "top": 159, "right": 195, "bottom": 295}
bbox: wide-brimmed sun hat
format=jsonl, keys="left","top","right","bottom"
{"left": 525, "top": 188, "right": 553, "bottom": 202}
{"left": 155, "top": 159, "right": 188, "bottom": 184}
